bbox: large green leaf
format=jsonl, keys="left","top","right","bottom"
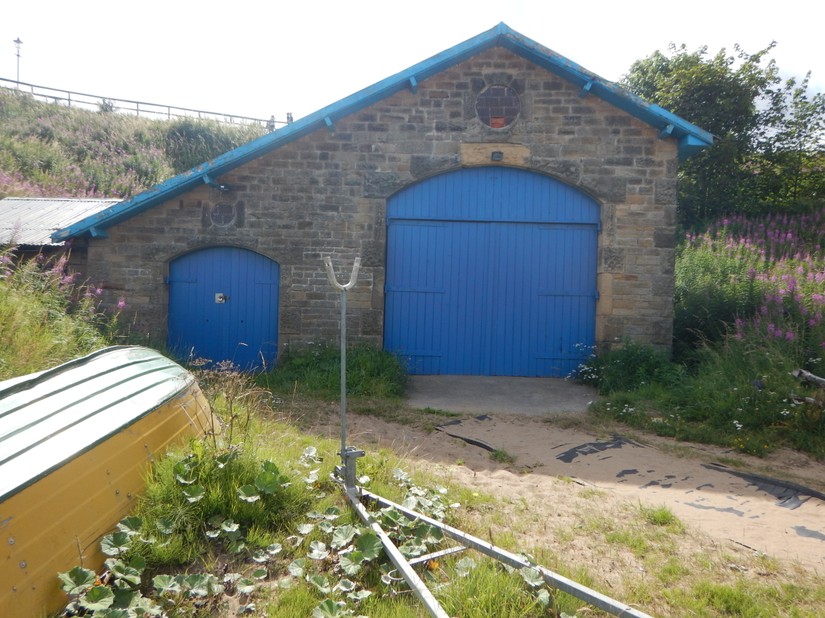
{"left": 307, "top": 574, "right": 331, "bottom": 595}
{"left": 255, "top": 469, "right": 281, "bottom": 494}
{"left": 79, "top": 585, "right": 115, "bottom": 611}
{"left": 355, "top": 531, "right": 383, "bottom": 560}
{"left": 182, "top": 484, "right": 205, "bottom": 503}
{"left": 101, "top": 531, "right": 132, "bottom": 556}
{"left": 116, "top": 516, "right": 143, "bottom": 536}
{"left": 331, "top": 524, "right": 358, "bottom": 549}
{"left": 338, "top": 551, "right": 364, "bottom": 576}
{"left": 237, "top": 484, "right": 261, "bottom": 503}
{"left": 308, "top": 540, "right": 329, "bottom": 560}
{"left": 312, "top": 599, "right": 351, "bottom": 618}
{"left": 58, "top": 566, "right": 96, "bottom": 595}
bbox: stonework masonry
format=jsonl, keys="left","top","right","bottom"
{"left": 85, "top": 47, "right": 679, "bottom": 355}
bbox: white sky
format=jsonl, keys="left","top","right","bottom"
{"left": 2, "top": 0, "right": 822, "bottom": 123}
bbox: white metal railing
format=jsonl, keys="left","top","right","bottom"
{"left": 0, "top": 77, "right": 291, "bottom": 130}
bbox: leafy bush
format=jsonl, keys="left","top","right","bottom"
{"left": 571, "top": 341, "right": 682, "bottom": 395}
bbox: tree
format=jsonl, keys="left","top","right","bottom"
{"left": 623, "top": 44, "right": 825, "bottom": 226}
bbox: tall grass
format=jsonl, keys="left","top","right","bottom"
{"left": 0, "top": 247, "right": 117, "bottom": 379}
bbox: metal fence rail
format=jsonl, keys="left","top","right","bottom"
{"left": 0, "top": 77, "right": 288, "bottom": 129}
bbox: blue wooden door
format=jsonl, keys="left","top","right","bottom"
{"left": 167, "top": 247, "right": 279, "bottom": 369}
{"left": 384, "top": 167, "right": 599, "bottom": 377}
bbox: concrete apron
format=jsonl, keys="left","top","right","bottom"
{"left": 405, "top": 375, "right": 596, "bottom": 416}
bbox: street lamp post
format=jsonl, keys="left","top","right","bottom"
{"left": 13, "top": 38, "right": 22, "bottom": 87}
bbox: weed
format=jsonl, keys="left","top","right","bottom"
{"left": 490, "top": 449, "right": 515, "bottom": 464}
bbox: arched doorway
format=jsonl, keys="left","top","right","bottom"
{"left": 384, "top": 167, "right": 599, "bottom": 377}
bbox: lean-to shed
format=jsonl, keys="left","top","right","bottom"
{"left": 53, "top": 23, "right": 713, "bottom": 375}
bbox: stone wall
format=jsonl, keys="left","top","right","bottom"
{"left": 86, "top": 46, "right": 679, "bottom": 352}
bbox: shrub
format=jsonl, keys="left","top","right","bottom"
{"left": 571, "top": 341, "right": 681, "bottom": 395}
{"left": 259, "top": 342, "right": 406, "bottom": 399}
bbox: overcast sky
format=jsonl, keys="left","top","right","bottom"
{"left": 2, "top": 0, "right": 822, "bottom": 124}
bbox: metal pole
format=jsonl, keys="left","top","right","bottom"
{"left": 14, "top": 38, "right": 22, "bottom": 87}
{"left": 360, "top": 489, "right": 654, "bottom": 618}
{"left": 323, "top": 256, "right": 361, "bottom": 485}
{"left": 339, "top": 286, "right": 347, "bottom": 461}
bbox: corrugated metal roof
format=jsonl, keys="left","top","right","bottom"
{"left": 0, "top": 197, "right": 120, "bottom": 246}
{"left": 53, "top": 23, "right": 715, "bottom": 242}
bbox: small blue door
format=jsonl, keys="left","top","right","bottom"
{"left": 384, "top": 167, "right": 599, "bottom": 377}
{"left": 167, "top": 247, "right": 279, "bottom": 369}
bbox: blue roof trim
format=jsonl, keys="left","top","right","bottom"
{"left": 52, "top": 23, "right": 713, "bottom": 242}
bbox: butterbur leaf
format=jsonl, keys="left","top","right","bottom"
{"left": 287, "top": 558, "right": 307, "bottom": 577}
{"left": 334, "top": 578, "right": 355, "bottom": 593}
{"left": 251, "top": 568, "right": 267, "bottom": 580}
{"left": 323, "top": 506, "right": 341, "bottom": 520}
{"left": 399, "top": 540, "right": 426, "bottom": 557}
{"left": 297, "top": 523, "right": 315, "bottom": 535}
{"left": 221, "top": 519, "right": 240, "bottom": 533}
{"left": 266, "top": 542, "right": 282, "bottom": 556}
{"left": 308, "top": 540, "right": 329, "bottom": 560}
{"left": 173, "top": 461, "right": 196, "bottom": 485}
{"left": 307, "top": 574, "right": 331, "bottom": 595}
{"left": 255, "top": 469, "right": 281, "bottom": 494}
{"left": 520, "top": 566, "right": 544, "bottom": 588}
{"left": 237, "top": 485, "right": 261, "bottom": 503}
{"left": 355, "top": 532, "right": 383, "bottom": 560}
{"left": 58, "top": 566, "right": 96, "bottom": 595}
{"left": 156, "top": 517, "right": 175, "bottom": 535}
{"left": 331, "top": 524, "right": 358, "bottom": 549}
{"left": 339, "top": 551, "right": 364, "bottom": 576}
{"left": 312, "top": 599, "right": 349, "bottom": 618}
{"left": 454, "top": 556, "right": 476, "bottom": 578}
{"left": 261, "top": 460, "right": 280, "bottom": 474}
{"left": 182, "top": 484, "right": 205, "bottom": 503}
{"left": 101, "top": 531, "right": 132, "bottom": 556}
{"left": 237, "top": 578, "right": 256, "bottom": 595}
{"left": 153, "top": 574, "right": 182, "bottom": 594}
{"left": 117, "top": 516, "right": 143, "bottom": 536}
{"left": 79, "top": 585, "right": 115, "bottom": 611}
{"left": 347, "top": 589, "right": 372, "bottom": 602}
{"left": 536, "top": 588, "right": 552, "bottom": 607}
{"left": 185, "top": 573, "right": 224, "bottom": 597}
{"left": 318, "top": 521, "right": 335, "bottom": 534}
{"left": 251, "top": 549, "right": 268, "bottom": 563}
{"left": 109, "top": 560, "right": 142, "bottom": 586}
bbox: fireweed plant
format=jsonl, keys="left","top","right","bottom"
{"left": 577, "top": 208, "right": 825, "bottom": 457}
{"left": 0, "top": 246, "right": 124, "bottom": 378}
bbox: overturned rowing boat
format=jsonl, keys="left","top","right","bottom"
{"left": 0, "top": 346, "right": 213, "bottom": 616}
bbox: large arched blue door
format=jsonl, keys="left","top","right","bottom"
{"left": 167, "top": 247, "right": 279, "bottom": 369}
{"left": 384, "top": 167, "right": 599, "bottom": 377}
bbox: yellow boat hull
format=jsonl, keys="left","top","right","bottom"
{"left": 0, "top": 347, "right": 213, "bottom": 617}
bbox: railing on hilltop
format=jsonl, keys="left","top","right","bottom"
{"left": 0, "top": 77, "right": 292, "bottom": 130}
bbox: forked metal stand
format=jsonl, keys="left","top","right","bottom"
{"left": 324, "top": 256, "right": 652, "bottom": 618}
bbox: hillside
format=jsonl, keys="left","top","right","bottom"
{"left": 0, "top": 87, "right": 265, "bottom": 199}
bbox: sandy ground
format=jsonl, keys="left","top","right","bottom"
{"left": 310, "top": 410, "right": 825, "bottom": 575}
